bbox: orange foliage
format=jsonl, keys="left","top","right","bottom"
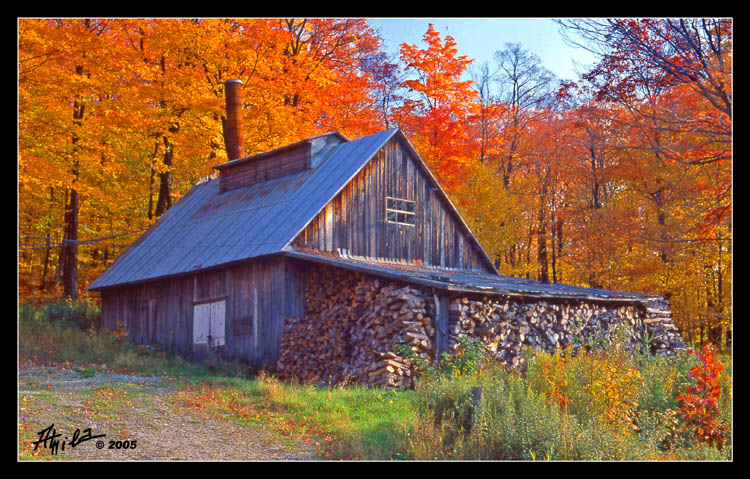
{"left": 676, "top": 344, "right": 729, "bottom": 450}
{"left": 395, "top": 24, "right": 477, "bottom": 192}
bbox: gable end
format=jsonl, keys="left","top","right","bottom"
{"left": 290, "top": 134, "right": 496, "bottom": 273}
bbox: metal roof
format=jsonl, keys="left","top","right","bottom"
{"left": 90, "top": 129, "right": 405, "bottom": 290}
{"left": 284, "top": 250, "right": 662, "bottom": 304}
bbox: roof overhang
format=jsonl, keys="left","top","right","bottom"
{"left": 282, "top": 249, "right": 664, "bottom": 306}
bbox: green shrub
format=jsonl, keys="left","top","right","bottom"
{"left": 31, "top": 297, "right": 101, "bottom": 331}
{"left": 393, "top": 337, "right": 488, "bottom": 386}
{"left": 439, "top": 338, "right": 487, "bottom": 377}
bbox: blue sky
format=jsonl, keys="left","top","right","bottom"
{"left": 367, "top": 18, "right": 598, "bottom": 82}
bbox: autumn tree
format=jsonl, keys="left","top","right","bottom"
{"left": 462, "top": 43, "right": 562, "bottom": 279}
{"left": 274, "top": 18, "right": 383, "bottom": 140}
{"left": 19, "top": 18, "right": 390, "bottom": 299}
{"left": 361, "top": 51, "right": 406, "bottom": 130}
{"left": 492, "top": 43, "right": 558, "bottom": 190}
{"left": 558, "top": 18, "right": 731, "bottom": 120}
{"left": 557, "top": 18, "right": 731, "bottom": 225}
{"left": 557, "top": 18, "right": 732, "bottom": 346}
{"left": 468, "top": 61, "right": 511, "bottom": 167}
{"left": 395, "top": 24, "right": 477, "bottom": 192}
{"left": 453, "top": 160, "right": 524, "bottom": 273}
{"left": 19, "top": 19, "right": 135, "bottom": 298}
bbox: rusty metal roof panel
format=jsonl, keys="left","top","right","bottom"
{"left": 89, "top": 129, "right": 398, "bottom": 290}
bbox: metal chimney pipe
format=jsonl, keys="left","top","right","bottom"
{"left": 223, "top": 79, "right": 245, "bottom": 161}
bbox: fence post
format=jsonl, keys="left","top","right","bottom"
{"left": 470, "top": 386, "right": 483, "bottom": 431}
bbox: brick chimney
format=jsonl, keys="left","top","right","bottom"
{"left": 222, "top": 79, "right": 245, "bottom": 161}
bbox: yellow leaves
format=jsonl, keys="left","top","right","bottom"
{"left": 453, "top": 160, "right": 524, "bottom": 263}
{"left": 577, "top": 352, "right": 645, "bottom": 437}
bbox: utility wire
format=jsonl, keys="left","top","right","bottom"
{"left": 18, "top": 228, "right": 146, "bottom": 251}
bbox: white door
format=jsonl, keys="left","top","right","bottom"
{"left": 209, "top": 300, "right": 225, "bottom": 347}
{"left": 193, "top": 303, "right": 211, "bottom": 344}
{"left": 193, "top": 300, "right": 225, "bottom": 347}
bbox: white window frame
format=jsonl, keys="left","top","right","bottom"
{"left": 385, "top": 196, "right": 416, "bottom": 226}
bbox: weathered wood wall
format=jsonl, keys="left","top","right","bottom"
{"left": 223, "top": 257, "right": 305, "bottom": 366}
{"left": 292, "top": 137, "right": 491, "bottom": 272}
{"left": 100, "top": 275, "right": 193, "bottom": 356}
{"left": 219, "top": 145, "right": 311, "bottom": 192}
{"left": 99, "top": 256, "right": 305, "bottom": 368}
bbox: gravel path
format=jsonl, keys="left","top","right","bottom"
{"left": 18, "top": 365, "right": 319, "bottom": 461}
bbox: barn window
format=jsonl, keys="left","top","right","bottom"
{"left": 386, "top": 196, "right": 416, "bottom": 226}
{"left": 233, "top": 316, "right": 253, "bottom": 337}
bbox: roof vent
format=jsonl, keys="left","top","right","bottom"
{"left": 213, "top": 131, "right": 348, "bottom": 192}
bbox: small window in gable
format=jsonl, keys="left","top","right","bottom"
{"left": 386, "top": 196, "right": 416, "bottom": 226}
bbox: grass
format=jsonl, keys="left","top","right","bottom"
{"left": 18, "top": 299, "right": 733, "bottom": 461}
{"left": 169, "top": 375, "right": 420, "bottom": 459}
{"left": 18, "top": 301, "right": 243, "bottom": 380}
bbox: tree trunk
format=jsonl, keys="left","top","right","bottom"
{"left": 147, "top": 138, "right": 160, "bottom": 220}
{"left": 58, "top": 71, "right": 85, "bottom": 299}
{"left": 40, "top": 187, "right": 55, "bottom": 291}
{"left": 555, "top": 218, "right": 564, "bottom": 283}
{"left": 61, "top": 187, "right": 79, "bottom": 298}
{"left": 537, "top": 213, "right": 549, "bottom": 283}
{"left": 154, "top": 135, "right": 174, "bottom": 217}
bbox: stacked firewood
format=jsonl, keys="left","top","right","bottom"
{"left": 276, "top": 264, "right": 686, "bottom": 388}
{"left": 641, "top": 299, "right": 686, "bottom": 355}
{"left": 276, "top": 266, "right": 435, "bottom": 387}
{"left": 448, "top": 295, "right": 684, "bottom": 370}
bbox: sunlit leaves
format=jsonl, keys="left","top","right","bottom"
{"left": 676, "top": 344, "right": 729, "bottom": 450}
{"left": 396, "top": 24, "right": 477, "bottom": 192}
{"left": 18, "top": 18, "right": 384, "bottom": 297}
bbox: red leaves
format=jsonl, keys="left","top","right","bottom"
{"left": 676, "top": 344, "right": 729, "bottom": 450}
{"left": 397, "top": 24, "right": 477, "bottom": 192}
{"left": 541, "top": 354, "right": 570, "bottom": 411}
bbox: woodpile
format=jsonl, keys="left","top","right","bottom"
{"left": 448, "top": 295, "right": 685, "bottom": 371}
{"left": 276, "top": 264, "right": 686, "bottom": 387}
{"left": 641, "top": 299, "right": 686, "bottom": 355}
{"left": 276, "top": 266, "right": 435, "bottom": 388}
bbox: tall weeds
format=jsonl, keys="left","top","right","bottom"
{"left": 401, "top": 339, "right": 732, "bottom": 461}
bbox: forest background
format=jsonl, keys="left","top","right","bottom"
{"left": 17, "top": 18, "right": 731, "bottom": 349}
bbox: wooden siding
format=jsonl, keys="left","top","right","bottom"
{"left": 291, "top": 137, "right": 491, "bottom": 272}
{"left": 100, "top": 275, "right": 193, "bottom": 356}
{"left": 99, "top": 257, "right": 306, "bottom": 368}
{"left": 219, "top": 143, "right": 311, "bottom": 192}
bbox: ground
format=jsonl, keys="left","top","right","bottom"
{"left": 18, "top": 363, "right": 319, "bottom": 461}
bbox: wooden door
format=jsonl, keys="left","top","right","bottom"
{"left": 193, "top": 302, "right": 211, "bottom": 345}
{"left": 209, "top": 300, "right": 225, "bottom": 347}
{"left": 193, "top": 300, "right": 225, "bottom": 347}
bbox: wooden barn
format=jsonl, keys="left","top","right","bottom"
{"left": 89, "top": 80, "right": 684, "bottom": 384}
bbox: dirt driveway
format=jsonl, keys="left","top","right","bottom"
{"left": 18, "top": 364, "right": 319, "bottom": 461}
